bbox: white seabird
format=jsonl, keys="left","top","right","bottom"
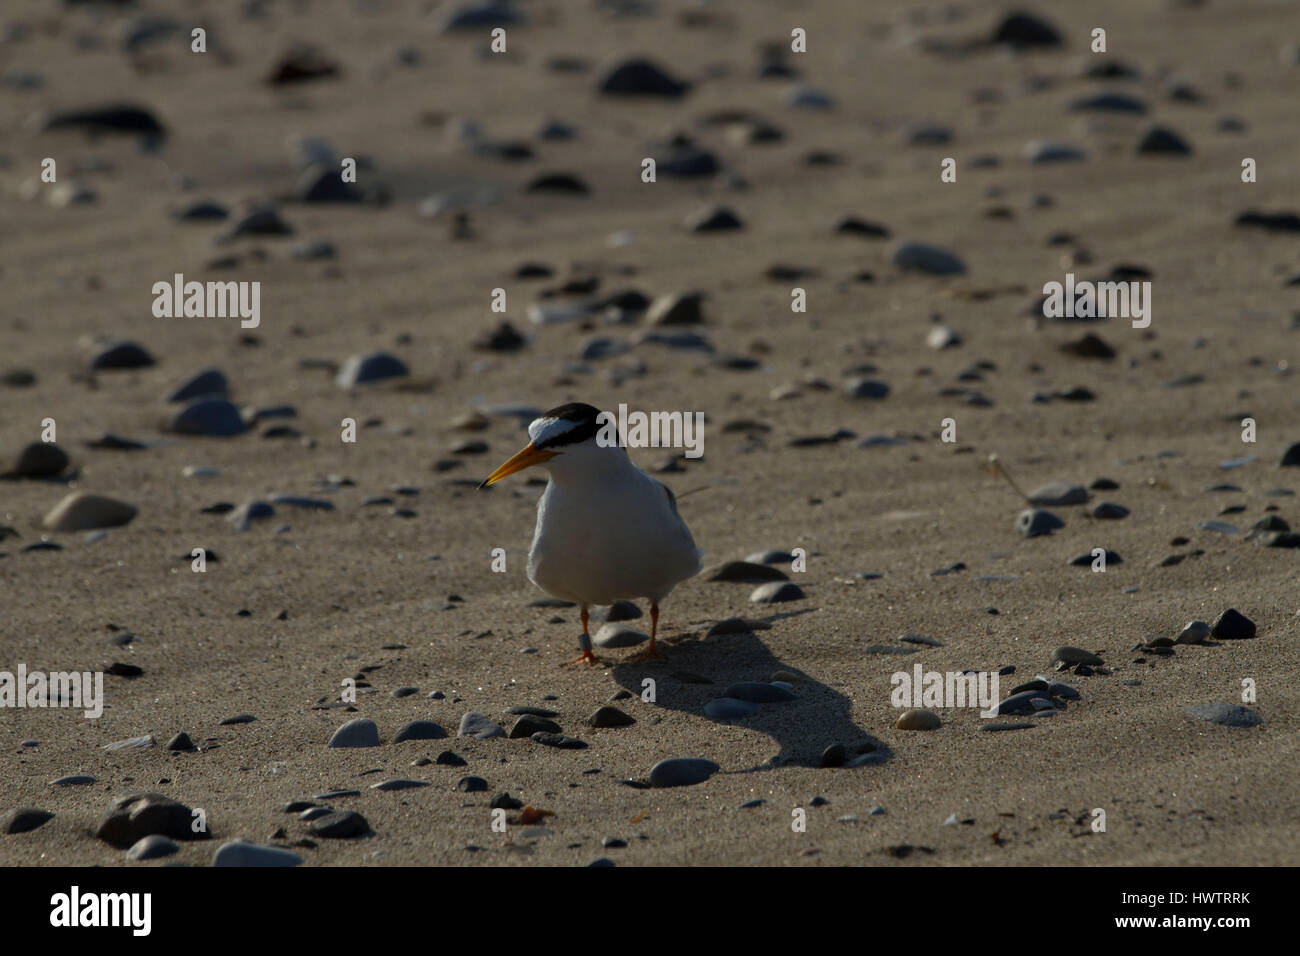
{"left": 480, "top": 402, "right": 701, "bottom": 664}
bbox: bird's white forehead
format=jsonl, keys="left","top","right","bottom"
{"left": 528, "top": 416, "right": 577, "bottom": 445}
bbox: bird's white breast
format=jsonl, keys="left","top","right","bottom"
{"left": 527, "top": 465, "right": 700, "bottom": 607}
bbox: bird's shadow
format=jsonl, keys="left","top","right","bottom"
{"left": 610, "top": 621, "right": 888, "bottom": 774}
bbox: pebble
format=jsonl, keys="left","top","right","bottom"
{"left": 43, "top": 492, "right": 137, "bottom": 532}
{"left": 685, "top": 206, "right": 744, "bottom": 233}
{"left": 1210, "top": 608, "right": 1255, "bottom": 640}
{"left": 598, "top": 600, "right": 642, "bottom": 622}
{"left": 393, "top": 720, "right": 446, "bottom": 742}
{"left": 212, "top": 841, "right": 303, "bottom": 867}
{"left": 458, "top": 712, "right": 505, "bottom": 738}
{"left": 707, "top": 560, "right": 788, "bottom": 582}
{"left": 456, "top": 776, "right": 488, "bottom": 792}
{"left": 722, "top": 681, "right": 796, "bottom": 703}
{"left": 11, "top": 442, "right": 68, "bottom": 478}
{"left": 704, "top": 698, "right": 760, "bottom": 719}
{"left": 1137, "top": 125, "right": 1193, "bottom": 156}
{"left": 335, "top": 352, "right": 410, "bottom": 387}
{"left": 220, "top": 206, "right": 295, "bottom": 240}
{"left": 1027, "top": 482, "right": 1088, "bottom": 506}
{"left": 1279, "top": 442, "right": 1300, "bottom": 467}
{"left": 785, "top": 85, "right": 834, "bottom": 110}
{"left": 228, "top": 500, "right": 274, "bottom": 531}
{"left": 126, "top": 834, "right": 179, "bottom": 860}
{"left": 370, "top": 779, "right": 429, "bottom": 792}
{"left": 309, "top": 810, "right": 369, "bottom": 838}
{"left": 598, "top": 58, "right": 689, "bottom": 98}
{"left": 51, "top": 776, "right": 95, "bottom": 787}
{"left": 891, "top": 241, "right": 966, "bottom": 276}
{"left": 1053, "top": 646, "right": 1104, "bottom": 666}
{"left": 172, "top": 398, "right": 247, "bottom": 437}
{"left": 649, "top": 758, "right": 720, "bottom": 788}
{"left": 895, "top": 709, "right": 942, "bottom": 730}
{"left": 436, "top": 751, "right": 467, "bottom": 766}
{"left": 1185, "top": 703, "right": 1262, "bottom": 727}
{"left": 587, "top": 706, "right": 635, "bottom": 728}
{"left": 168, "top": 368, "right": 228, "bottom": 403}
{"left": 1016, "top": 508, "right": 1064, "bottom": 537}
{"left": 845, "top": 378, "right": 890, "bottom": 399}
{"left": 980, "top": 721, "right": 1035, "bottom": 732}
{"left": 749, "top": 582, "right": 805, "bottom": 603}
{"left": 95, "top": 793, "right": 202, "bottom": 848}
{"left": 1026, "top": 141, "right": 1086, "bottom": 164}
{"left": 43, "top": 103, "right": 165, "bottom": 138}
{"left": 990, "top": 10, "right": 1062, "bottom": 48}
{"left": 594, "top": 623, "right": 648, "bottom": 648}
{"left": 327, "top": 717, "right": 380, "bottom": 748}
{"left": 532, "top": 732, "right": 587, "bottom": 749}
{"left": 509, "top": 715, "right": 562, "bottom": 738}
{"left": 1068, "top": 550, "right": 1121, "bottom": 566}
{"left": 2, "top": 808, "right": 54, "bottom": 834}
{"left": 646, "top": 292, "right": 705, "bottom": 326}
{"left": 1175, "top": 621, "right": 1211, "bottom": 644}
{"left": 1091, "top": 502, "right": 1129, "bottom": 519}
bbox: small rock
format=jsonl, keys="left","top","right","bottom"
{"left": 43, "top": 493, "right": 137, "bottom": 532}
{"left": 749, "top": 582, "right": 805, "bottom": 603}
{"left": 212, "top": 840, "right": 303, "bottom": 867}
{"left": 327, "top": 717, "right": 380, "bottom": 748}
{"left": 1210, "top": 608, "right": 1255, "bottom": 640}
{"left": 649, "top": 758, "right": 720, "bottom": 788}
{"left": 895, "top": 709, "right": 941, "bottom": 731}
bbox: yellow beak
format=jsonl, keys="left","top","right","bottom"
{"left": 479, "top": 442, "right": 558, "bottom": 488}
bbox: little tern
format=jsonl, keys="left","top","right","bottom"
{"left": 479, "top": 403, "right": 701, "bottom": 664}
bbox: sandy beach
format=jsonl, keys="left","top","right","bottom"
{"left": 2, "top": 0, "right": 1298, "bottom": 867}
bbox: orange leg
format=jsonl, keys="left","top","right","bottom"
{"left": 567, "top": 605, "right": 601, "bottom": 665}
{"left": 631, "top": 602, "right": 666, "bottom": 662}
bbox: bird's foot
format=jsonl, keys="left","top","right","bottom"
{"left": 629, "top": 642, "right": 665, "bottom": 663}
{"left": 567, "top": 648, "right": 603, "bottom": 666}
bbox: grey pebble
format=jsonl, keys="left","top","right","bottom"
{"left": 749, "top": 581, "right": 805, "bottom": 603}
{"left": 327, "top": 717, "right": 380, "bottom": 748}
{"left": 393, "top": 720, "right": 446, "bottom": 742}
{"left": 649, "top": 758, "right": 720, "bottom": 788}
{"left": 1185, "top": 703, "right": 1262, "bottom": 727}
{"left": 126, "top": 834, "right": 179, "bottom": 860}
{"left": 212, "top": 840, "right": 303, "bottom": 867}
{"left": 458, "top": 712, "right": 504, "bottom": 738}
{"left": 704, "top": 698, "right": 760, "bottom": 719}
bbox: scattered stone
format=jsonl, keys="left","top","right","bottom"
{"left": 2, "top": 809, "right": 54, "bottom": 834}
{"left": 90, "top": 340, "right": 155, "bottom": 371}
{"left": 1052, "top": 646, "right": 1104, "bottom": 666}
{"left": 598, "top": 58, "right": 689, "bottom": 98}
{"left": 587, "top": 706, "right": 635, "bottom": 728}
{"left": 891, "top": 241, "right": 965, "bottom": 276}
{"left": 1137, "top": 125, "right": 1193, "bottom": 156}
{"left": 895, "top": 709, "right": 941, "bottom": 731}
{"left": 686, "top": 206, "right": 744, "bottom": 233}
{"left": 335, "top": 352, "right": 409, "bottom": 387}
{"left": 1091, "top": 502, "right": 1129, "bottom": 519}
{"left": 722, "top": 682, "right": 796, "bottom": 703}
{"left": 707, "top": 560, "right": 788, "bottom": 583}
{"left": 1016, "top": 508, "right": 1064, "bottom": 537}
{"left": 212, "top": 841, "right": 302, "bottom": 867}
{"left": 990, "top": 11, "right": 1063, "bottom": 48}
{"left": 456, "top": 776, "right": 488, "bottom": 792}
{"left": 649, "top": 758, "right": 720, "bottom": 788}
{"left": 749, "top": 581, "right": 805, "bottom": 603}
{"left": 393, "top": 720, "right": 446, "bottom": 742}
{"left": 593, "top": 623, "right": 648, "bottom": 648}
{"left": 1069, "top": 549, "right": 1121, "bottom": 566}
{"left": 167, "top": 368, "right": 228, "bottom": 403}
{"left": 126, "top": 834, "right": 179, "bottom": 860}
{"left": 1027, "top": 482, "right": 1088, "bottom": 506}
{"left": 370, "top": 779, "right": 429, "bottom": 792}
{"left": 509, "top": 715, "right": 562, "bottom": 738}
{"left": 172, "top": 398, "right": 247, "bottom": 437}
{"left": 646, "top": 292, "right": 705, "bottom": 326}
{"left": 704, "top": 698, "right": 759, "bottom": 719}
{"left": 531, "top": 732, "right": 587, "bottom": 749}
{"left": 310, "top": 810, "right": 369, "bottom": 838}
{"left": 1185, "top": 703, "right": 1262, "bottom": 728}
{"left": 327, "top": 718, "right": 380, "bottom": 748}
{"left": 458, "top": 712, "right": 505, "bottom": 739}
{"left": 1210, "top": 608, "right": 1256, "bottom": 640}
{"left": 95, "top": 793, "right": 207, "bottom": 848}
{"left": 12, "top": 442, "right": 69, "bottom": 478}
{"left": 43, "top": 493, "right": 136, "bottom": 532}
